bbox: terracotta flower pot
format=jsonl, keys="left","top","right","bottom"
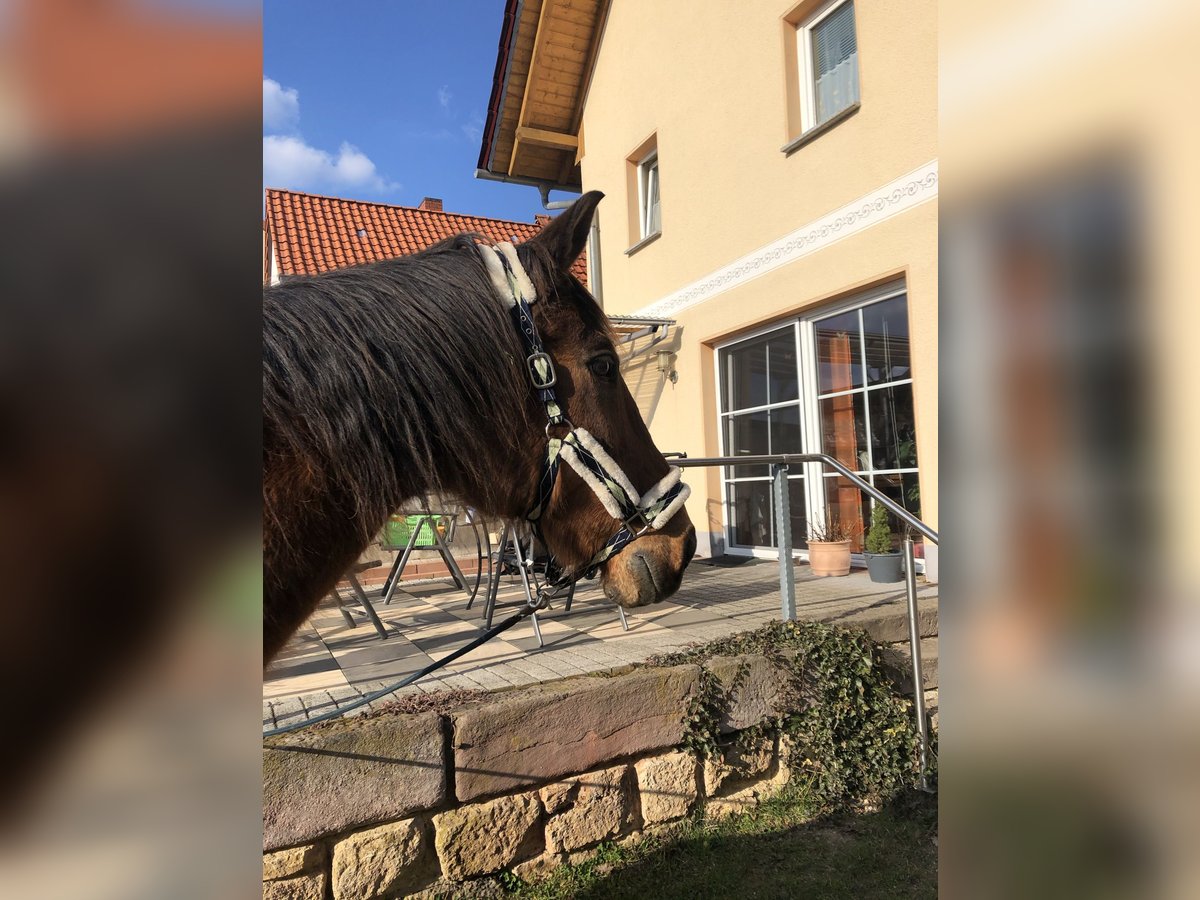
{"left": 807, "top": 540, "right": 852, "bottom": 576}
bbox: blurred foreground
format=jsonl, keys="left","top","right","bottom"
{"left": 0, "top": 1, "right": 261, "bottom": 898}
{"left": 942, "top": 0, "right": 1200, "bottom": 897}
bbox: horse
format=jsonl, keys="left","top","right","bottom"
{"left": 262, "top": 191, "right": 697, "bottom": 662}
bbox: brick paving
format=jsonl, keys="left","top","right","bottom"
{"left": 263, "top": 557, "right": 938, "bottom": 732}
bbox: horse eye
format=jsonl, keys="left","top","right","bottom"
{"left": 588, "top": 356, "right": 616, "bottom": 378}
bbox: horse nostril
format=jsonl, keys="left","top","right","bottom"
{"left": 683, "top": 529, "right": 697, "bottom": 568}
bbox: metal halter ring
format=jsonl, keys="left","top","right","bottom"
{"left": 526, "top": 351, "right": 557, "bottom": 389}
{"left": 623, "top": 509, "right": 653, "bottom": 537}
{"left": 544, "top": 417, "right": 574, "bottom": 438}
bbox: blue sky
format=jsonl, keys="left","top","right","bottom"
{"left": 264, "top": 0, "right": 565, "bottom": 223}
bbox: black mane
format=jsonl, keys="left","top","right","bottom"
{"left": 263, "top": 234, "right": 535, "bottom": 546}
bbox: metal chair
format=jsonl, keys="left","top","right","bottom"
{"left": 331, "top": 559, "right": 390, "bottom": 640}
{"left": 480, "top": 523, "right": 627, "bottom": 648}
{"left": 377, "top": 509, "right": 482, "bottom": 605}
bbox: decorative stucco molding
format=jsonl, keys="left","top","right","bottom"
{"left": 634, "top": 160, "right": 938, "bottom": 318}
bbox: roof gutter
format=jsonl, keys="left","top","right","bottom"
{"left": 473, "top": 168, "right": 580, "bottom": 208}
{"left": 479, "top": 0, "right": 523, "bottom": 173}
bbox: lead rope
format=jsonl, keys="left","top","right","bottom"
{"left": 262, "top": 605, "right": 537, "bottom": 738}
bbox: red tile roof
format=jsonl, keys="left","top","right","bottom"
{"left": 264, "top": 188, "right": 587, "bottom": 284}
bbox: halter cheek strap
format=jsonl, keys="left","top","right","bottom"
{"left": 479, "top": 241, "right": 691, "bottom": 588}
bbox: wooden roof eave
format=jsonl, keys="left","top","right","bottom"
{"left": 478, "top": 0, "right": 609, "bottom": 192}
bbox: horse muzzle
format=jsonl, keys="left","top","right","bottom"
{"left": 601, "top": 519, "right": 697, "bottom": 608}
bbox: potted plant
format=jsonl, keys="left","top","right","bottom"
{"left": 864, "top": 503, "right": 903, "bottom": 583}
{"left": 806, "top": 519, "right": 855, "bottom": 577}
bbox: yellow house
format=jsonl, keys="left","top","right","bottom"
{"left": 477, "top": 0, "right": 937, "bottom": 579}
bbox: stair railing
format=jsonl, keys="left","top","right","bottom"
{"left": 672, "top": 452, "right": 938, "bottom": 790}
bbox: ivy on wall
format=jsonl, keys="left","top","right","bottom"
{"left": 652, "top": 620, "right": 928, "bottom": 810}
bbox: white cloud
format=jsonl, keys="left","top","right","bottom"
{"left": 437, "top": 85, "right": 453, "bottom": 110}
{"left": 262, "top": 78, "right": 399, "bottom": 197}
{"left": 263, "top": 78, "right": 300, "bottom": 134}
{"left": 408, "top": 128, "right": 456, "bottom": 141}
{"left": 264, "top": 135, "right": 401, "bottom": 195}
{"left": 460, "top": 112, "right": 484, "bottom": 143}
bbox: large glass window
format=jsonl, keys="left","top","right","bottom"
{"left": 814, "top": 292, "right": 919, "bottom": 551}
{"left": 717, "top": 287, "right": 920, "bottom": 556}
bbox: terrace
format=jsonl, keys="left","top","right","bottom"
{"left": 263, "top": 555, "right": 939, "bottom": 733}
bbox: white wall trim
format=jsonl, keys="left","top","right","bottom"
{"left": 634, "top": 159, "right": 937, "bottom": 318}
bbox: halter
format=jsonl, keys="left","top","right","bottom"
{"left": 479, "top": 241, "right": 691, "bottom": 601}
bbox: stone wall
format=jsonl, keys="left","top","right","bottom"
{"left": 263, "top": 648, "right": 924, "bottom": 898}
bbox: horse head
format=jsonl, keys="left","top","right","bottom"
{"left": 502, "top": 191, "right": 697, "bottom": 607}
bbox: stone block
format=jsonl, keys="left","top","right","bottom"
{"left": 512, "top": 852, "right": 562, "bottom": 881}
{"left": 541, "top": 764, "right": 636, "bottom": 853}
{"left": 704, "top": 738, "right": 791, "bottom": 820}
{"left": 262, "top": 872, "right": 326, "bottom": 900}
{"left": 433, "top": 791, "right": 542, "bottom": 880}
{"left": 703, "top": 733, "right": 776, "bottom": 797}
{"left": 706, "top": 654, "right": 789, "bottom": 732}
{"left": 263, "top": 843, "right": 326, "bottom": 881}
{"left": 879, "top": 638, "right": 939, "bottom": 693}
{"left": 633, "top": 751, "right": 698, "bottom": 825}
{"left": 452, "top": 666, "right": 698, "bottom": 802}
{"left": 836, "top": 597, "right": 938, "bottom": 643}
{"left": 263, "top": 712, "right": 446, "bottom": 850}
{"left": 925, "top": 689, "right": 939, "bottom": 731}
{"left": 332, "top": 817, "right": 437, "bottom": 899}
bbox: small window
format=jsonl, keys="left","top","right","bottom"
{"left": 797, "top": 0, "right": 859, "bottom": 132}
{"left": 637, "top": 151, "right": 661, "bottom": 240}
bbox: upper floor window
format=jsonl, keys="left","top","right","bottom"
{"left": 625, "top": 134, "right": 661, "bottom": 254}
{"left": 797, "top": 0, "right": 859, "bottom": 132}
{"left": 637, "top": 150, "right": 661, "bottom": 240}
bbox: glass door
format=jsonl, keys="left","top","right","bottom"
{"left": 716, "top": 283, "right": 920, "bottom": 557}
{"left": 806, "top": 288, "right": 920, "bottom": 552}
{"left": 718, "top": 323, "right": 808, "bottom": 551}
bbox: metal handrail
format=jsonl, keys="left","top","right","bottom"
{"left": 674, "top": 453, "right": 938, "bottom": 545}
{"left": 669, "top": 451, "right": 936, "bottom": 791}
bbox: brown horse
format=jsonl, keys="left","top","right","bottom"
{"left": 263, "top": 191, "right": 696, "bottom": 662}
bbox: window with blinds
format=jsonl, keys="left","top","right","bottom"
{"left": 638, "top": 152, "right": 661, "bottom": 239}
{"left": 797, "top": 0, "right": 860, "bottom": 132}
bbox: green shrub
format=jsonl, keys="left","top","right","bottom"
{"left": 652, "top": 620, "right": 922, "bottom": 812}
{"left": 864, "top": 503, "right": 895, "bottom": 555}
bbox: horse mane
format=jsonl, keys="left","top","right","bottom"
{"left": 263, "top": 234, "right": 538, "bottom": 546}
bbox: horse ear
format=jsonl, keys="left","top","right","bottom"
{"left": 530, "top": 190, "right": 603, "bottom": 271}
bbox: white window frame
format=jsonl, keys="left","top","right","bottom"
{"left": 795, "top": 0, "right": 858, "bottom": 134}
{"left": 715, "top": 281, "right": 922, "bottom": 569}
{"left": 716, "top": 321, "right": 806, "bottom": 557}
{"left": 636, "top": 150, "right": 660, "bottom": 240}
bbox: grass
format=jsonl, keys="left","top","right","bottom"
{"left": 498, "top": 787, "right": 938, "bottom": 899}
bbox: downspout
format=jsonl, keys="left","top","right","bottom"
{"left": 587, "top": 211, "right": 602, "bottom": 304}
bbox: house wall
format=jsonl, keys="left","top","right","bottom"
{"left": 578, "top": 0, "right": 938, "bottom": 556}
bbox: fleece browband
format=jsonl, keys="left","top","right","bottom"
{"left": 480, "top": 241, "right": 536, "bottom": 308}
